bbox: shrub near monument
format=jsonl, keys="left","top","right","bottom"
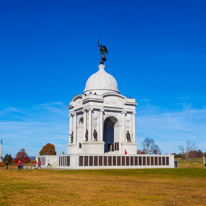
{"left": 39, "top": 143, "right": 56, "bottom": 155}
{"left": 3, "top": 153, "right": 12, "bottom": 164}
{"left": 13, "top": 148, "right": 31, "bottom": 163}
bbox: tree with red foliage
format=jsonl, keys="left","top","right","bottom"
{"left": 13, "top": 148, "right": 31, "bottom": 163}
{"left": 187, "top": 150, "right": 203, "bottom": 158}
{"left": 137, "top": 149, "right": 147, "bottom": 154}
{"left": 39, "top": 143, "right": 56, "bottom": 155}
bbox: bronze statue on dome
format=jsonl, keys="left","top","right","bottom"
{"left": 98, "top": 39, "right": 108, "bottom": 64}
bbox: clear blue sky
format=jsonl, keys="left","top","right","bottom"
{"left": 0, "top": 0, "right": 206, "bottom": 157}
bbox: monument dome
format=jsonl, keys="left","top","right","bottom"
{"left": 83, "top": 64, "right": 119, "bottom": 95}
{"left": 84, "top": 64, "right": 119, "bottom": 94}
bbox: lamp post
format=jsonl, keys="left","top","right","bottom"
{"left": 0, "top": 139, "right": 3, "bottom": 162}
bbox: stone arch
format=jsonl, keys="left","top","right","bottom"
{"left": 103, "top": 113, "right": 121, "bottom": 126}
{"left": 103, "top": 116, "right": 119, "bottom": 153}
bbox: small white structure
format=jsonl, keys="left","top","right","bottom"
{"left": 37, "top": 64, "right": 174, "bottom": 169}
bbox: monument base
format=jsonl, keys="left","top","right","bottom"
{"left": 36, "top": 154, "right": 175, "bottom": 169}
{"left": 120, "top": 142, "right": 138, "bottom": 154}
{"left": 67, "top": 143, "right": 80, "bottom": 154}
{"left": 81, "top": 141, "right": 105, "bottom": 155}
{"left": 68, "top": 141, "right": 105, "bottom": 155}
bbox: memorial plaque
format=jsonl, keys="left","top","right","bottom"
{"left": 130, "top": 156, "right": 134, "bottom": 166}
{"left": 159, "top": 157, "right": 162, "bottom": 165}
{"left": 155, "top": 157, "right": 158, "bottom": 165}
{"left": 41, "top": 157, "right": 46, "bottom": 166}
{"left": 63, "top": 156, "right": 65, "bottom": 166}
{"left": 104, "top": 156, "right": 107, "bottom": 166}
{"left": 89, "top": 156, "right": 93, "bottom": 166}
{"left": 117, "top": 156, "right": 121, "bottom": 166}
{"left": 163, "top": 157, "right": 165, "bottom": 165}
{"left": 135, "top": 156, "right": 138, "bottom": 165}
{"left": 126, "top": 156, "right": 129, "bottom": 166}
{"left": 64, "top": 156, "right": 67, "bottom": 166}
{"left": 147, "top": 157, "right": 150, "bottom": 166}
{"left": 84, "top": 156, "right": 88, "bottom": 166}
{"left": 166, "top": 157, "right": 169, "bottom": 165}
{"left": 151, "top": 157, "right": 154, "bottom": 166}
{"left": 143, "top": 157, "right": 146, "bottom": 166}
{"left": 99, "top": 156, "right": 103, "bottom": 166}
{"left": 113, "top": 156, "right": 116, "bottom": 166}
{"left": 94, "top": 156, "right": 98, "bottom": 166}
{"left": 67, "top": 156, "right": 70, "bottom": 166}
{"left": 108, "top": 156, "right": 112, "bottom": 166}
{"left": 59, "top": 157, "right": 61, "bottom": 166}
{"left": 79, "top": 156, "right": 83, "bottom": 166}
{"left": 139, "top": 156, "right": 142, "bottom": 165}
{"left": 122, "top": 156, "right": 125, "bottom": 166}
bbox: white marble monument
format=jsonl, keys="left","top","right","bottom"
{"left": 36, "top": 63, "right": 174, "bottom": 169}
{"left": 67, "top": 64, "right": 137, "bottom": 155}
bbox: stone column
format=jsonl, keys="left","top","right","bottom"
{"left": 88, "top": 109, "right": 92, "bottom": 141}
{"left": 121, "top": 111, "right": 126, "bottom": 142}
{"left": 69, "top": 114, "right": 72, "bottom": 143}
{"left": 83, "top": 109, "right": 87, "bottom": 141}
{"left": 73, "top": 113, "right": 77, "bottom": 143}
{"left": 132, "top": 112, "right": 136, "bottom": 143}
{"left": 99, "top": 109, "right": 103, "bottom": 141}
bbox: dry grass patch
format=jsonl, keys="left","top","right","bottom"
{"left": 0, "top": 168, "right": 206, "bottom": 206}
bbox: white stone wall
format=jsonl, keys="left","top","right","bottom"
{"left": 36, "top": 155, "right": 59, "bottom": 168}
{"left": 37, "top": 154, "right": 175, "bottom": 169}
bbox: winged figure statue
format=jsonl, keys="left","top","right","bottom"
{"left": 98, "top": 40, "right": 108, "bottom": 64}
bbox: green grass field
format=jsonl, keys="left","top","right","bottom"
{"left": 0, "top": 166, "right": 206, "bottom": 206}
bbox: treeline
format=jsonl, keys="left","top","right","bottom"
{"left": 2, "top": 143, "right": 56, "bottom": 164}
{"left": 172, "top": 150, "right": 206, "bottom": 159}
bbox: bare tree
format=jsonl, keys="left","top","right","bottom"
{"left": 142, "top": 138, "right": 161, "bottom": 154}
{"left": 179, "top": 141, "right": 196, "bottom": 160}
{"left": 152, "top": 144, "right": 161, "bottom": 154}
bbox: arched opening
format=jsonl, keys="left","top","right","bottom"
{"left": 103, "top": 116, "right": 118, "bottom": 153}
